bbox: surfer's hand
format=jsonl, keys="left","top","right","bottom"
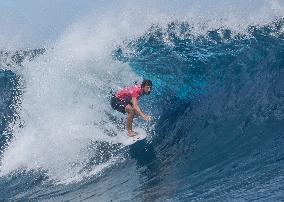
{"left": 143, "top": 115, "right": 152, "bottom": 121}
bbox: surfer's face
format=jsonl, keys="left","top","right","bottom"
{"left": 143, "top": 85, "right": 152, "bottom": 95}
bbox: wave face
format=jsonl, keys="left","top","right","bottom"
{"left": 0, "top": 5, "right": 284, "bottom": 202}
{"left": 112, "top": 20, "right": 284, "bottom": 201}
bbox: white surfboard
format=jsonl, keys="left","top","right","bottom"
{"left": 116, "top": 128, "right": 147, "bottom": 146}
{"left": 124, "top": 132, "right": 147, "bottom": 146}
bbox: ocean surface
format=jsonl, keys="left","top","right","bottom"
{"left": 0, "top": 5, "right": 283, "bottom": 201}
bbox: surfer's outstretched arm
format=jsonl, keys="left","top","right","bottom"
{"left": 132, "top": 97, "right": 151, "bottom": 121}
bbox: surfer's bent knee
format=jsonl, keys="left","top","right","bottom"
{"left": 126, "top": 105, "right": 134, "bottom": 114}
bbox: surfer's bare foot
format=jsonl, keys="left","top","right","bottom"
{"left": 128, "top": 131, "right": 138, "bottom": 137}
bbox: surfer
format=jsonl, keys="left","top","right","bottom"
{"left": 110, "top": 80, "right": 152, "bottom": 137}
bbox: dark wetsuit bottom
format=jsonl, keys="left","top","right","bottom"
{"left": 110, "top": 96, "right": 132, "bottom": 114}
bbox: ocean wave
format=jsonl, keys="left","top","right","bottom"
{"left": 0, "top": 13, "right": 283, "bottom": 202}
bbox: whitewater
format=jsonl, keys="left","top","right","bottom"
{"left": 0, "top": 0, "right": 283, "bottom": 201}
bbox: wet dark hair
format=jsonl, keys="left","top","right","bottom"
{"left": 141, "top": 79, "right": 152, "bottom": 87}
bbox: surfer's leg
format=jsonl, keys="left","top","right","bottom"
{"left": 125, "top": 104, "right": 137, "bottom": 136}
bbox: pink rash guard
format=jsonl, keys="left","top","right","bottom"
{"left": 116, "top": 85, "right": 143, "bottom": 101}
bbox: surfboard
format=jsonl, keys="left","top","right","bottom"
{"left": 123, "top": 132, "right": 147, "bottom": 146}
{"left": 115, "top": 127, "right": 147, "bottom": 146}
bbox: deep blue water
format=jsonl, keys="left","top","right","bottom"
{"left": 0, "top": 20, "right": 283, "bottom": 201}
